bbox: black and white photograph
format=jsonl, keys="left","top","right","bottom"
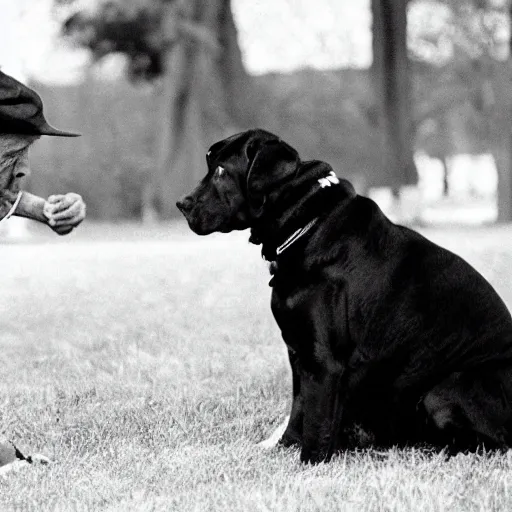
{"left": 2, "top": 0, "right": 512, "bottom": 510}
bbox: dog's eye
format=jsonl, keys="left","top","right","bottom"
{"left": 215, "top": 165, "right": 225, "bottom": 177}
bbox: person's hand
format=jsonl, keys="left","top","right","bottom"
{"left": 43, "top": 193, "right": 86, "bottom": 235}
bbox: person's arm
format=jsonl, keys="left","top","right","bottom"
{"left": 13, "top": 191, "right": 47, "bottom": 223}
{"left": 13, "top": 191, "right": 86, "bottom": 235}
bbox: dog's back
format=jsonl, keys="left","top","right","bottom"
{"left": 314, "top": 195, "right": 512, "bottom": 450}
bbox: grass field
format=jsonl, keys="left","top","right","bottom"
{"left": 3, "top": 221, "right": 512, "bottom": 511}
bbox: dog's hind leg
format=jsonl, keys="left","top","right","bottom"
{"left": 422, "top": 370, "right": 511, "bottom": 453}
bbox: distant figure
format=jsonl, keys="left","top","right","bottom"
{"left": 0, "top": 70, "right": 86, "bottom": 473}
{"left": 0, "top": 70, "right": 86, "bottom": 234}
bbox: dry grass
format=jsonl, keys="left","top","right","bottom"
{"left": 2, "top": 221, "right": 512, "bottom": 511}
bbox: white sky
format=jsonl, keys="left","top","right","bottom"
{"left": 0, "top": 0, "right": 372, "bottom": 83}
{"left": 233, "top": 0, "right": 372, "bottom": 73}
{"left": 2, "top": 0, "right": 503, "bottom": 83}
{"left": 0, "top": 0, "right": 90, "bottom": 82}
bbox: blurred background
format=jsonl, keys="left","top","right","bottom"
{"left": 5, "top": 2, "right": 512, "bottom": 505}
{"left": 1, "top": 0, "right": 511, "bottom": 229}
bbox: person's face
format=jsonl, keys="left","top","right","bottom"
{"left": 0, "top": 135, "right": 37, "bottom": 219}
{"left": 0, "top": 146, "right": 30, "bottom": 186}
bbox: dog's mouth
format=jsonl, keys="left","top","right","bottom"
{"left": 176, "top": 200, "right": 218, "bottom": 235}
{"left": 187, "top": 219, "right": 217, "bottom": 236}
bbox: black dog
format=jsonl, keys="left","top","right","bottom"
{"left": 177, "top": 129, "right": 512, "bottom": 464}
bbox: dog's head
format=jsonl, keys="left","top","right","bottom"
{"left": 176, "top": 129, "right": 300, "bottom": 235}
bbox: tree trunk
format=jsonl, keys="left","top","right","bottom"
{"left": 494, "top": 3, "right": 512, "bottom": 222}
{"left": 441, "top": 156, "right": 449, "bottom": 197}
{"left": 371, "top": 0, "right": 417, "bottom": 189}
{"left": 488, "top": 60, "right": 512, "bottom": 222}
{"left": 148, "top": 0, "right": 263, "bottom": 220}
{"left": 494, "top": 142, "right": 512, "bottom": 222}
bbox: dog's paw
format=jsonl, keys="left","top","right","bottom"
{"left": 300, "top": 448, "right": 331, "bottom": 464}
{"left": 279, "top": 432, "right": 302, "bottom": 448}
{"left": 300, "top": 440, "right": 333, "bottom": 464}
{"left": 257, "top": 415, "right": 290, "bottom": 449}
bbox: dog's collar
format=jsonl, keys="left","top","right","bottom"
{"left": 0, "top": 191, "right": 22, "bottom": 226}
{"left": 274, "top": 171, "right": 339, "bottom": 256}
{"left": 276, "top": 218, "right": 318, "bottom": 256}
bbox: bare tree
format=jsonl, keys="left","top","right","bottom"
{"left": 59, "top": 0, "right": 267, "bottom": 219}
{"left": 371, "top": 0, "right": 418, "bottom": 192}
{"left": 494, "top": 0, "right": 512, "bottom": 221}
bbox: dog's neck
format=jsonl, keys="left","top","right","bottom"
{"left": 249, "top": 162, "right": 356, "bottom": 262}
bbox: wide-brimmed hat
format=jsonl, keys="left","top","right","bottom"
{"left": 0, "top": 70, "right": 80, "bottom": 137}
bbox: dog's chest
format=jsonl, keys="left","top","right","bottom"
{"left": 271, "top": 275, "right": 348, "bottom": 361}
{"left": 271, "top": 287, "right": 316, "bottom": 354}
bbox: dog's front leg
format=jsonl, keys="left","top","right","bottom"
{"left": 259, "top": 347, "right": 304, "bottom": 449}
{"left": 280, "top": 347, "right": 304, "bottom": 447}
{"left": 300, "top": 367, "right": 343, "bottom": 464}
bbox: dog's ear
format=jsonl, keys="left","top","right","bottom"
{"left": 246, "top": 138, "right": 299, "bottom": 214}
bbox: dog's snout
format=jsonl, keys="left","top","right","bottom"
{"left": 176, "top": 196, "right": 193, "bottom": 213}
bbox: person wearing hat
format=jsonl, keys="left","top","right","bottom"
{"left": 0, "top": 69, "right": 86, "bottom": 233}
{"left": 0, "top": 70, "right": 86, "bottom": 473}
